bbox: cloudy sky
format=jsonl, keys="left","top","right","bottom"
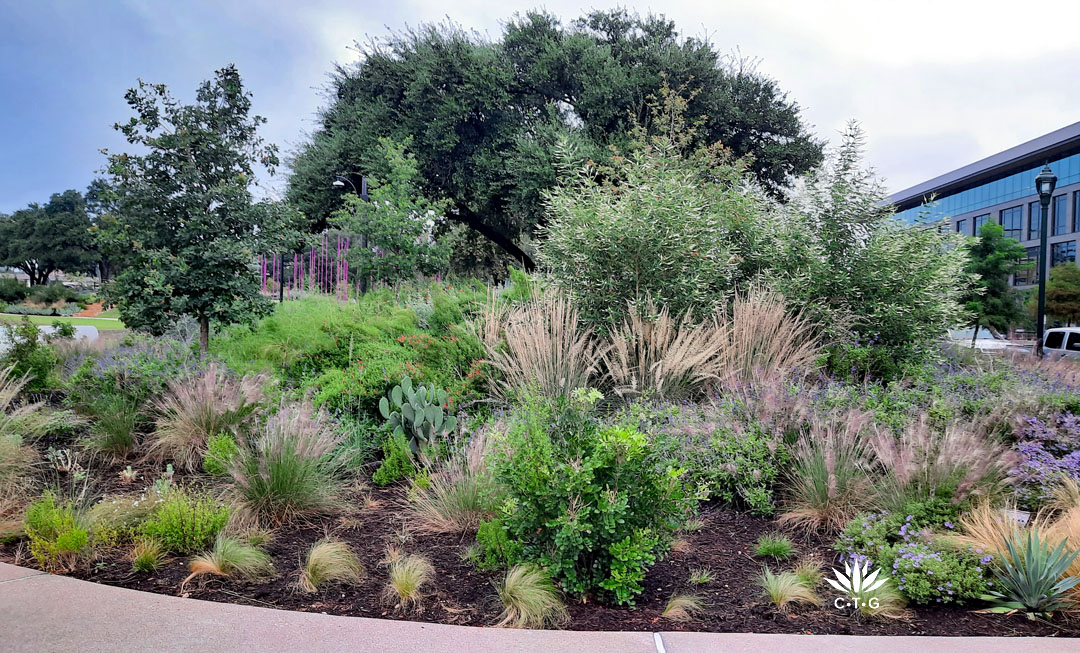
{"left": 3, "top": 0, "right": 1080, "bottom": 213}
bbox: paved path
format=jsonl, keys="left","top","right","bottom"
{"left": 0, "top": 563, "right": 1071, "bottom": 652}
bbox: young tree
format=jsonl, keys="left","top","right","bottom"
{"left": 771, "top": 124, "right": 976, "bottom": 377}
{"left": 1046, "top": 264, "right": 1080, "bottom": 325}
{"left": 0, "top": 190, "right": 97, "bottom": 285}
{"left": 330, "top": 138, "right": 452, "bottom": 285}
{"left": 100, "top": 65, "right": 289, "bottom": 355}
{"left": 961, "top": 222, "right": 1029, "bottom": 342}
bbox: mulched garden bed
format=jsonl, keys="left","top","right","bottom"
{"left": 4, "top": 452, "right": 1078, "bottom": 638}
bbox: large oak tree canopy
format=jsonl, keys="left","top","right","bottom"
{"left": 287, "top": 9, "right": 824, "bottom": 272}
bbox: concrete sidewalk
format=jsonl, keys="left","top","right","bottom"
{"left": 0, "top": 563, "right": 1071, "bottom": 652}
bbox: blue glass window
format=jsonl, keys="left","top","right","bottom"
{"left": 1054, "top": 195, "right": 1068, "bottom": 235}
{"left": 1052, "top": 240, "right": 1076, "bottom": 267}
{"left": 954, "top": 218, "right": 967, "bottom": 235}
{"left": 974, "top": 214, "right": 990, "bottom": 233}
{"left": 1002, "top": 206, "right": 1023, "bottom": 241}
{"left": 1014, "top": 246, "right": 1040, "bottom": 286}
{"left": 1029, "top": 202, "right": 1041, "bottom": 241}
{"left": 1074, "top": 191, "right": 1080, "bottom": 233}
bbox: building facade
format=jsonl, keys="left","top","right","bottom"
{"left": 890, "top": 121, "right": 1080, "bottom": 288}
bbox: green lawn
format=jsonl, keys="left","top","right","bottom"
{"left": 0, "top": 314, "right": 127, "bottom": 330}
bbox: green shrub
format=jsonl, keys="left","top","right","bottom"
{"left": 1, "top": 319, "right": 57, "bottom": 392}
{"left": 654, "top": 405, "right": 788, "bottom": 516}
{"left": 0, "top": 277, "right": 29, "bottom": 303}
{"left": 473, "top": 518, "right": 523, "bottom": 570}
{"left": 24, "top": 493, "right": 89, "bottom": 571}
{"left": 835, "top": 498, "right": 988, "bottom": 605}
{"left": 493, "top": 400, "right": 691, "bottom": 605}
{"left": 203, "top": 431, "right": 239, "bottom": 475}
{"left": 138, "top": 489, "right": 229, "bottom": 554}
{"left": 372, "top": 430, "right": 414, "bottom": 486}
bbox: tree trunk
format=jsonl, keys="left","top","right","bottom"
{"left": 447, "top": 205, "right": 536, "bottom": 271}
{"left": 971, "top": 323, "right": 979, "bottom": 347}
{"left": 199, "top": 315, "right": 210, "bottom": 357}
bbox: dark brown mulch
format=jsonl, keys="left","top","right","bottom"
{"left": 4, "top": 470, "right": 1077, "bottom": 638}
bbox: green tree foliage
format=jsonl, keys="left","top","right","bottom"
{"left": 961, "top": 221, "right": 1029, "bottom": 338}
{"left": 99, "top": 66, "right": 303, "bottom": 354}
{"left": 1046, "top": 264, "right": 1080, "bottom": 325}
{"left": 0, "top": 190, "right": 97, "bottom": 285}
{"left": 288, "top": 9, "right": 823, "bottom": 273}
{"left": 539, "top": 86, "right": 773, "bottom": 326}
{"left": 330, "top": 139, "right": 451, "bottom": 284}
{"left": 772, "top": 124, "right": 975, "bottom": 376}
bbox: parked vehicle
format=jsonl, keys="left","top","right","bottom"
{"left": 947, "top": 327, "right": 1015, "bottom": 353}
{"left": 1042, "top": 327, "right": 1080, "bottom": 359}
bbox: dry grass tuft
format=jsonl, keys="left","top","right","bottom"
{"left": 130, "top": 538, "right": 164, "bottom": 572}
{"left": 662, "top": 593, "right": 705, "bottom": 622}
{"left": 709, "top": 286, "right": 822, "bottom": 393}
{"left": 495, "top": 564, "right": 569, "bottom": 628}
{"left": 148, "top": 363, "right": 265, "bottom": 471}
{"left": 382, "top": 552, "right": 435, "bottom": 612}
{"left": 688, "top": 567, "right": 715, "bottom": 585}
{"left": 299, "top": 538, "right": 365, "bottom": 593}
{"left": 182, "top": 535, "right": 273, "bottom": 589}
{"left": 478, "top": 292, "right": 606, "bottom": 400}
{"left": 602, "top": 298, "right": 722, "bottom": 400}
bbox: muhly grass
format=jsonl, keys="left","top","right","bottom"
{"left": 148, "top": 363, "right": 265, "bottom": 472}
{"left": 228, "top": 400, "right": 344, "bottom": 525}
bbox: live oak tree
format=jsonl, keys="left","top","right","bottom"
{"left": 288, "top": 8, "right": 823, "bottom": 274}
{"left": 0, "top": 190, "right": 97, "bottom": 285}
{"left": 100, "top": 65, "right": 298, "bottom": 355}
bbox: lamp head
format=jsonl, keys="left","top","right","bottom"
{"left": 1036, "top": 164, "right": 1057, "bottom": 202}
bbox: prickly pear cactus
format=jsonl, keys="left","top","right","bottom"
{"left": 378, "top": 376, "right": 457, "bottom": 453}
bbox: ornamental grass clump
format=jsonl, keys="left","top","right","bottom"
{"left": 870, "top": 414, "right": 1012, "bottom": 513}
{"left": 495, "top": 564, "right": 569, "bottom": 628}
{"left": 130, "top": 537, "right": 164, "bottom": 572}
{"left": 779, "top": 408, "right": 876, "bottom": 534}
{"left": 758, "top": 567, "right": 821, "bottom": 610}
{"left": 182, "top": 535, "right": 274, "bottom": 589}
{"left": 148, "top": 363, "right": 265, "bottom": 471}
{"left": 299, "top": 538, "right": 365, "bottom": 593}
{"left": 710, "top": 286, "right": 823, "bottom": 393}
{"left": 754, "top": 533, "right": 795, "bottom": 560}
{"left": 602, "top": 298, "right": 722, "bottom": 401}
{"left": 85, "top": 395, "right": 140, "bottom": 457}
{"left": 408, "top": 430, "right": 493, "bottom": 534}
{"left": 479, "top": 293, "right": 606, "bottom": 401}
{"left": 661, "top": 593, "right": 705, "bottom": 622}
{"left": 382, "top": 552, "right": 434, "bottom": 612}
{"left": 228, "top": 400, "right": 343, "bottom": 524}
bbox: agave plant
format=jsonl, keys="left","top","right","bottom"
{"left": 378, "top": 377, "right": 456, "bottom": 454}
{"left": 982, "top": 527, "right": 1080, "bottom": 617}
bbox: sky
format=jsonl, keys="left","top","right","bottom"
{"left": 3, "top": 0, "right": 1080, "bottom": 214}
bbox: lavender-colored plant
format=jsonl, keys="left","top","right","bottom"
{"left": 1009, "top": 413, "right": 1080, "bottom": 509}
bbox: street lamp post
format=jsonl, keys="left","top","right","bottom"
{"left": 332, "top": 174, "right": 370, "bottom": 293}
{"left": 1035, "top": 164, "right": 1057, "bottom": 358}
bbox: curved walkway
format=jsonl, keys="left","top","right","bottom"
{"left": 0, "top": 563, "right": 1070, "bottom": 652}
